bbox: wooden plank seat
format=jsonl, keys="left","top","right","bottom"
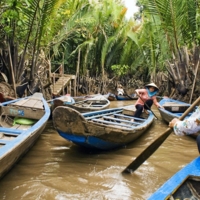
{"left": 163, "top": 102, "right": 189, "bottom": 106}
{"left": 85, "top": 110, "right": 122, "bottom": 120}
{"left": 86, "top": 100, "right": 108, "bottom": 104}
{"left": 103, "top": 116, "right": 140, "bottom": 125}
{"left": 0, "top": 125, "right": 31, "bottom": 144}
{"left": 81, "top": 103, "right": 92, "bottom": 107}
{"left": 0, "top": 127, "right": 22, "bottom": 134}
{"left": 90, "top": 105, "right": 105, "bottom": 107}
{"left": 0, "top": 132, "right": 17, "bottom": 145}
{"left": 113, "top": 114, "right": 145, "bottom": 121}
{"left": 0, "top": 139, "right": 9, "bottom": 144}
{"left": 0, "top": 133, "right": 18, "bottom": 144}
{"left": 0, "top": 131, "right": 17, "bottom": 137}
{"left": 1, "top": 94, "right": 44, "bottom": 120}
{"left": 81, "top": 104, "right": 104, "bottom": 107}
{"left": 1, "top": 132, "right": 20, "bottom": 137}
{"left": 91, "top": 118, "right": 135, "bottom": 128}
{"left": 163, "top": 102, "right": 191, "bottom": 113}
{"left": 11, "top": 124, "right": 31, "bottom": 131}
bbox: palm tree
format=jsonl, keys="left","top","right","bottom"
{"left": 136, "top": 0, "right": 199, "bottom": 99}
{"left": 0, "top": 0, "right": 66, "bottom": 96}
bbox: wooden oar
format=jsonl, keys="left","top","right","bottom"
{"left": 122, "top": 96, "right": 200, "bottom": 174}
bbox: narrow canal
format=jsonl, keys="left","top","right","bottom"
{"left": 0, "top": 100, "right": 198, "bottom": 200}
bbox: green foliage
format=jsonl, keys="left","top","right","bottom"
{"left": 111, "top": 64, "right": 129, "bottom": 76}
{"left": 139, "top": 0, "right": 198, "bottom": 56}
{"left": 0, "top": 0, "right": 199, "bottom": 85}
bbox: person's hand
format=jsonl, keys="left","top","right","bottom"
{"left": 169, "top": 118, "right": 180, "bottom": 128}
{"left": 159, "top": 105, "right": 164, "bottom": 109}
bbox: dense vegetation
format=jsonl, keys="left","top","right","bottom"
{"left": 0, "top": 0, "right": 199, "bottom": 101}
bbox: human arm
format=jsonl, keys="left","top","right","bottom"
{"left": 152, "top": 96, "right": 164, "bottom": 109}
{"left": 169, "top": 106, "right": 200, "bottom": 136}
{"left": 135, "top": 89, "right": 146, "bottom": 96}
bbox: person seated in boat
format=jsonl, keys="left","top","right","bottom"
{"left": 169, "top": 106, "right": 200, "bottom": 153}
{"left": 133, "top": 83, "right": 163, "bottom": 118}
{"left": 117, "top": 84, "right": 124, "bottom": 96}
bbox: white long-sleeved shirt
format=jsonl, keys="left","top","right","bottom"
{"left": 117, "top": 88, "right": 124, "bottom": 95}
{"left": 174, "top": 106, "right": 200, "bottom": 136}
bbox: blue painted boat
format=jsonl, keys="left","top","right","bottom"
{"left": 0, "top": 93, "right": 50, "bottom": 178}
{"left": 158, "top": 97, "right": 195, "bottom": 123}
{"left": 52, "top": 105, "right": 154, "bottom": 150}
{"left": 116, "top": 94, "right": 137, "bottom": 101}
{"left": 68, "top": 95, "right": 110, "bottom": 113}
{"left": 158, "top": 98, "right": 197, "bottom": 120}
{"left": 158, "top": 97, "right": 199, "bottom": 139}
{"left": 148, "top": 157, "right": 200, "bottom": 199}
{"left": 50, "top": 94, "right": 110, "bottom": 113}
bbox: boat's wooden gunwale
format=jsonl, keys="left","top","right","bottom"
{"left": 0, "top": 93, "right": 50, "bottom": 179}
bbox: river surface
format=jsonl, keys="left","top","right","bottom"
{"left": 0, "top": 100, "right": 198, "bottom": 200}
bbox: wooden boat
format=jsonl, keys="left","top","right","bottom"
{"left": 52, "top": 105, "right": 154, "bottom": 150}
{"left": 107, "top": 93, "right": 116, "bottom": 101}
{"left": 68, "top": 95, "right": 110, "bottom": 113}
{"left": 73, "top": 94, "right": 109, "bottom": 102}
{"left": 148, "top": 157, "right": 200, "bottom": 200}
{"left": 158, "top": 97, "right": 195, "bottom": 123}
{"left": 0, "top": 93, "right": 50, "bottom": 178}
{"left": 116, "top": 94, "right": 137, "bottom": 101}
{"left": 158, "top": 97, "right": 199, "bottom": 138}
{"left": 50, "top": 95, "right": 75, "bottom": 111}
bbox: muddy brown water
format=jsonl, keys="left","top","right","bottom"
{"left": 0, "top": 100, "right": 198, "bottom": 200}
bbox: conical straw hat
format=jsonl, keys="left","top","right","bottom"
{"left": 145, "top": 83, "right": 159, "bottom": 90}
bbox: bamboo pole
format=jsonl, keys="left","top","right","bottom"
{"left": 8, "top": 45, "right": 17, "bottom": 98}
{"left": 76, "top": 49, "right": 80, "bottom": 96}
{"left": 189, "top": 58, "right": 199, "bottom": 103}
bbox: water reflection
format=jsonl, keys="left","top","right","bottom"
{"left": 0, "top": 101, "right": 198, "bottom": 200}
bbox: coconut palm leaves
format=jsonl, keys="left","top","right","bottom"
{"left": 1, "top": 0, "right": 199, "bottom": 97}
{"left": 0, "top": 0, "right": 65, "bottom": 84}
{"left": 138, "top": 0, "right": 199, "bottom": 96}
{"left": 51, "top": 0, "right": 135, "bottom": 71}
{"left": 139, "top": 0, "right": 198, "bottom": 60}
{"left": 19, "top": 0, "right": 65, "bottom": 82}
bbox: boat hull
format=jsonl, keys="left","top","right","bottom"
{"left": 158, "top": 98, "right": 193, "bottom": 123}
{"left": 0, "top": 93, "right": 50, "bottom": 178}
{"left": 0, "top": 123, "right": 47, "bottom": 178}
{"left": 69, "top": 95, "right": 110, "bottom": 113}
{"left": 116, "top": 94, "right": 137, "bottom": 101}
{"left": 158, "top": 97, "right": 199, "bottom": 138}
{"left": 148, "top": 157, "right": 200, "bottom": 200}
{"left": 53, "top": 106, "right": 154, "bottom": 150}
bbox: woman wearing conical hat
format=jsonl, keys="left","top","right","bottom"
{"left": 133, "top": 83, "right": 164, "bottom": 118}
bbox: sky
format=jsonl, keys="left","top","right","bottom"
{"left": 123, "top": 0, "right": 139, "bottom": 19}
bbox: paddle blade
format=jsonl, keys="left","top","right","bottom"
{"left": 122, "top": 128, "right": 172, "bottom": 173}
